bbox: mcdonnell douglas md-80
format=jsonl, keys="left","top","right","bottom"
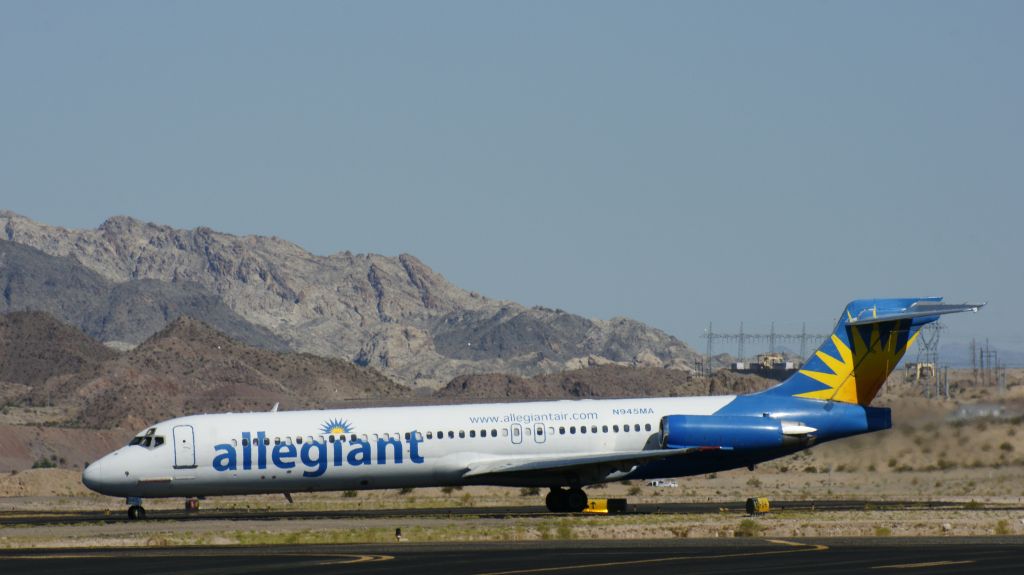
{"left": 83, "top": 298, "right": 981, "bottom": 519}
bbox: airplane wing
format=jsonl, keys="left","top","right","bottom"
{"left": 461, "top": 447, "right": 709, "bottom": 479}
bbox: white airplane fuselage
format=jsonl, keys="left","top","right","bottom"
{"left": 83, "top": 396, "right": 738, "bottom": 498}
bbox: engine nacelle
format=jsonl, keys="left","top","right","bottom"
{"left": 660, "top": 415, "right": 812, "bottom": 451}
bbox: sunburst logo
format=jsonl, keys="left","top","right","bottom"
{"left": 796, "top": 321, "right": 918, "bottom": 405}
{"left": 320, "top": 417, "right": 354, "bottom": 435}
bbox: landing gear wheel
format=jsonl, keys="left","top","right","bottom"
{"left": 545, "top": 488, "right": 567, "bottom": 512}
{"left": 545, "top": 487, "right": 588, "bottom": 512}
{"left": 566, "top": 488, "right": 588, "bottom": 513}
{"left": 127, "top": 505, "right": 146, "bottom": 520}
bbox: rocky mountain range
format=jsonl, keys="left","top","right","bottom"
{"left": 0, "top": 211, "right": 700, "bottom": 387}
{"left": 0, "top": 240, "right": 288, "bottom": 350}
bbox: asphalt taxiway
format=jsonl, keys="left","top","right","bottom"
{"left": 1, "top": 538, "right": 1022, "bottom": 574}
{"left": 3, "top": 499, "right": 1012, "bottom": 527}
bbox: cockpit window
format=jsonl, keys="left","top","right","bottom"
{"left": 128, "top": 429, "right": 165, "bottom": 450}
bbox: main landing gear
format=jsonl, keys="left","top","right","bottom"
{"left": 545, "top": 487, "right": 588, "bottom": 513}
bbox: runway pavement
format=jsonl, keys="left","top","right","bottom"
{"left": 1, "top": 538, "right": 1022, "bottom": 574}
{"left": 2, "top": 499, "right": 1011, "bottom": 527}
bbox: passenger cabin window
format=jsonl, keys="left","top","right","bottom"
{"left": 580, "top": 426, "right": 587, "bottom": 434}
{"left": 448, "top": 431, "right": 455, "bottom": 439}
{"left": 295, "top": 436, "right": 302, "bottom": 444}
{"left": 426, "top": 431, "right": 433, "bottom": 440}
{"left": 602, "top": 425, "right": 609, "bottom": 433}
{"left": 536, "top": 427, "right": 544, "bottom": 436}
{"left": 458, "top": 431, "right": 465, "bottom": 438}
{"left": 470, "top": 430, "right": 476, "bottom": 438}
{"left": 645, "top": 423, "right": 652, "bottom": 432}
{"left": 613, "top": 425, "right": 620, "bottom": 432}
{"left": 490, "top": 429, "right": 497, "bottom": 438}
{"left": 559, "top": 427, "right": 566, "bottom": 435}
{"left": 591, "top": 425, "right": 598, "bottom": 433}
{"left": 634, "top": 424, "right": 641, "bottom": 432}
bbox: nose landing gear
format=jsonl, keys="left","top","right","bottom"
{"left": 545, "top": 487, "right": 588, "bottom": 512}
{"left": 127, "top": 504, "right": 146, "bottom": 520}
{"left": 126, "top": 497, "right": 146, "bottom": 520}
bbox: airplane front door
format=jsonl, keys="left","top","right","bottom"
{"left": 173, "top": 425, "right": 197, "bottom": 469}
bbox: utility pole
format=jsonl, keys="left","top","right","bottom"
{"left": 799, "top": 323, "right": 808, "bottom": 360}
{"left": 705, "top": 322, "right": 713, "bottom": 378}
{"left": 970, "top": 339, "right": 977, "bottom": 386}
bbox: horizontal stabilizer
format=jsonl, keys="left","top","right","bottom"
{"left": 847, "top": 301, "right": 984, "bottom": 325}
{"left": 462, "top": 447, "right": 701, "bottom": 478}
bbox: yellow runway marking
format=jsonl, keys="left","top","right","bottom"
{"left": 475, "top": 539, "right": 829, "bottom": 575}
{"left": 872, "top": 560, "right": 976, "bottom": 569}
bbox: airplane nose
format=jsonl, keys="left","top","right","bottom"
{"left": 82, "top": 455, "right": 115, "bottom": 494}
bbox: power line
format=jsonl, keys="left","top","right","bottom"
{"left": 701, "top": 322, "right": 831, "bottom": 362}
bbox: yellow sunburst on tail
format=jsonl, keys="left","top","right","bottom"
{"left": 763, "top": 298, "right": 982, "bottom": 406}
{"left": 795, "top": 322, "right": 919, "bottom": 405}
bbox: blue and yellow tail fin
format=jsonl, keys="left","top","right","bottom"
{"left": 761, "top": 298, "right": 982, "bottom": 406}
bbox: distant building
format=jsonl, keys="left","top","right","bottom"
{"left": 730, "top": 353, "right": 800, "bottom": 381}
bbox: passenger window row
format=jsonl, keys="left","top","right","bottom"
{"left": 555, "top": 423, "right": 653, "bottom": 435}
{"left": 229, "top": 423, "right": 654, "bottom": 447}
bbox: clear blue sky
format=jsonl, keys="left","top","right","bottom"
{"left": 1, "top": 1, "right": 1020, "bottom": 354}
